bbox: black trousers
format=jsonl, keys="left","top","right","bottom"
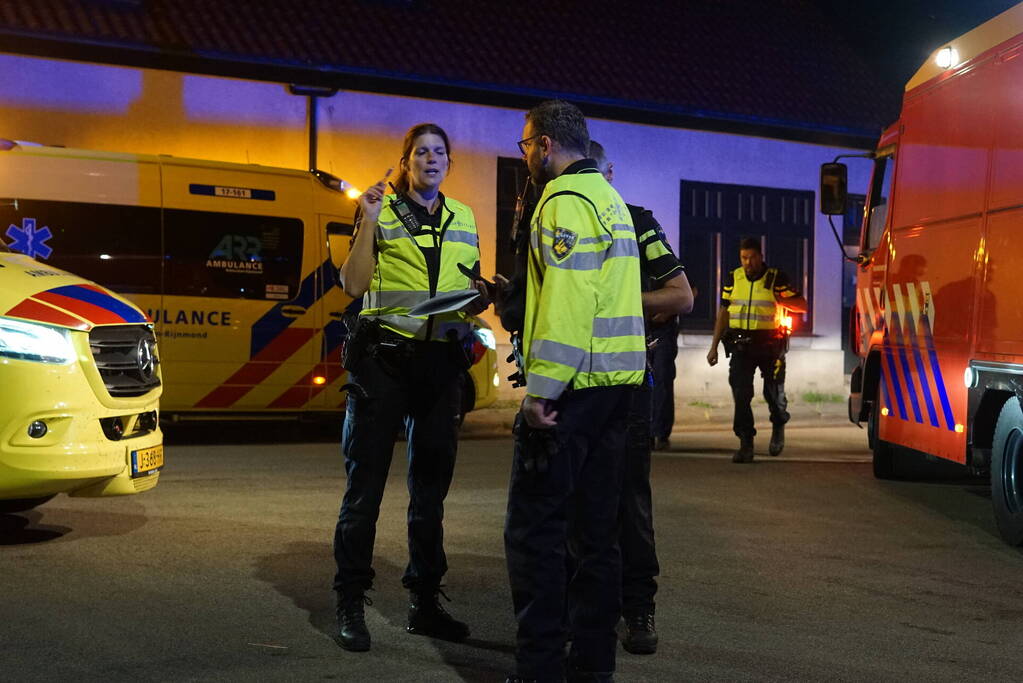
{"left": 332, "top": 341, "right": 463, "bottom": 596}
{"left": 505, "top": 386, "right": 631, "bottom": 682}
{"left": 620, "top": 381, "right": 659, "bottom": 617}
{"left": 648, "top": 318, "right": 679, "bottom": 441}
{"left": 728, "top": 347, "right": 789, "bottom": 439}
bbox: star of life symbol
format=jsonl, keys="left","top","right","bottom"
{"left": 6, "top": 218, "right": 53, "bottom": 259}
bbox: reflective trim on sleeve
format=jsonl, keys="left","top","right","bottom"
{"left": 542, "top": 247, "right": 603, "bottom": 271}
{"left": 606, "top": 238, "right": 640, "bottom": 259}
{"left": 530, "top": 339, "right": 587, "bottom": 368}
{"left": 592, "top": 315, "right": 645, "bottom": 338}
{"left": 611, "top": 223, "right": 635, "bottom": 233}
{"left": 526, "top": 372, "right": 570, "bottom": 400}
{"left": 589, "top": 350, "right": 647, "bottom": 373}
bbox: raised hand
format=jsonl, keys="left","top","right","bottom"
{"left": 358, "top": 167, "right": 393, "bottom": 224}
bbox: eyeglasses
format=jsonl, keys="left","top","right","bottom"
{"left": 517, "top": 135, "right": 541, "bottom": 156}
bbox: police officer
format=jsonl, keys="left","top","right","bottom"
{"left": 589, "top": 140, "right": 692, "bottom": 655}
{"left": 504, "top": 101, "right": 645, "bottom": 683}
{"left": 706, "top": 238, "right": 807, "bottom": 463}
{"left": 333, "top": 123, "right": 488, "bottom": 651}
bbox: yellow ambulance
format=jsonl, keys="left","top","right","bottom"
{"left": 0, "top": 140, "right": 498, "bottom": 424}
{"left": 0, "top": 243, "right": 162, "bottom": 513}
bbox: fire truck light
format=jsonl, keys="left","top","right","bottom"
{"left": 964, "top": 366, "right": 978, "bottom": 388}
{"left": 881, "top": 407, "right": 889, "bottom": 417}
{"left": 313, "top": 376, "right": 327, "bottom": 385}
{"left": 935, "top": 47, "right": 959, "bottom": 69}
{"left": 345, "top": 188, "right": 362, "bottom": 200}
{"left": 955, "top": 424, "right": 965, "bottom": 433}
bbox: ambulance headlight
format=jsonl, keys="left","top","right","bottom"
{"left": 474, "top": 327, "right": 496, "bottom": 351}
{"left": 0, "top": 316, "right": 76, "bottom": 364}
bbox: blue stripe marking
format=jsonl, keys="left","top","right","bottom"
{"left": 49, "top": 285, "right": 146, "bottom": 323}
{"left": 901, "top": 308, "right": 939, "bottom": 428}
{"left": 880, "top": 365, "right": 893, "bottom": 415}
{"left": 250, "top": 259, "right": 336, "bottom": 358}
{"left": 882, "top": 328, "right": 908, "bottom": 420}
{"left": 891, "top": 310, "right": 923, "bottom": 424}
{"left": 920, "top": 312, "right": 956, "bottom": 431}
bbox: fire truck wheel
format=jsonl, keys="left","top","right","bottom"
{"left": 868, "top": 397, "right": 898, "bottom": 480}
{"left": 0, "top": 495, "right": 55, "bottom": 514}
{"left": 991, "top": 397, "right": 1023, "bottom": 546}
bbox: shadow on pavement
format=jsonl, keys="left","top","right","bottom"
{"left": 164, "top": 419, "right": 342, "bottom": 446}
{"left": 254, "top": 541, "right": 515, "bottom": 681}
{"left": 0, "top": 510, "right": 69, "bottom": 545}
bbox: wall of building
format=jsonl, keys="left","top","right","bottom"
{"left": 0, "top": 51, "right": 875, "bottom": 404}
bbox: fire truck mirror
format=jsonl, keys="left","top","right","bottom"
{"left": 819, "top": 162, "right": 848, "bottom": 215}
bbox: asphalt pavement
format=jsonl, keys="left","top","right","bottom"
{"left": 3, "top": 419, "right": 1023, "bottom": 682}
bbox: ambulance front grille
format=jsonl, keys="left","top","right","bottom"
{"left": 88, "top": 325, "right": 161, "bottom": 398}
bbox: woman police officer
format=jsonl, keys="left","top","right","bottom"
{"left": 332, "top": 123, "right": 488, "bottom": 652}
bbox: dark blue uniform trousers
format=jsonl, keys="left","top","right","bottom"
{"left": 333, "top": 342, "right": 462, "bottom": 596}
{"left": 620, "top": 381, "right": 659, "bottom": 617}
{"left": 505, "top": 385, "right": 632, "bottom": 681}
{"left": 648, "top": 318, "right": 679, "bottom": 441}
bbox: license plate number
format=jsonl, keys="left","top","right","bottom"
{"left": 131, "top": 445, "right": 164, "bottom": 478}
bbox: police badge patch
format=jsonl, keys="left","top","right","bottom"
{"left": 552, "top": 227, "right": 578, "bottom": 260}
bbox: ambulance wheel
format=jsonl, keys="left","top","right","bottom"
{"left": 0, "top": 495, "right": 55, "bottom": 514}
{"left": 868, "top": 398, "right": 897, "bottom": 480}
{"left": 991, "top": 397, "right": 1023, "bottom": 545}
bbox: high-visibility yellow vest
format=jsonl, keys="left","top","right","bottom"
{"left": 360, "top": 194, "right": 479, "bottom": 341}
{"left": 726, "top": 266, "right": 780, "bottom": 331}
{"left": 522, "top": 163, "right": 646, "bottom": 400}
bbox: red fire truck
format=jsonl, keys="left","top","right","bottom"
{"left": 822, "top": 3, "right": 1023, "bottom": 545}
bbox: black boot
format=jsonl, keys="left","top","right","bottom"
{"left": 407, "top": 588, "right": 470, "bottom": 642}
{"left": 622, "top": 611, "right": 658, "bottom": 654}
{"left": 335, "top": 591, "right": 372, "bottom": 652}
{"left": 769, "top": 423, "right": 785, "bottom": 456}
{"left": 733, "top": 437, "right": 754, "bottom": 463}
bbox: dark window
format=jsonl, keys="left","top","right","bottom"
{"left": 164, "top": 209, "right": 303, "bottom": 300}
{"left": 680, "top": 181, "right": 815, "bottom": 332}
{"left": 0, "top": 198, "right": 161, "bottom": 293}
{"left": 495, "top": 157, "right": 531, "bottom": 278}
{"left": 842, "top": 194, "right": 866, "bottom": 371}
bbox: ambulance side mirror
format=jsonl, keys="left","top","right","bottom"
{"left": 820, "top": 162, "right": 848, "bottom": 216}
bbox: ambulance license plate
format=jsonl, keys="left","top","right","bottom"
{"left": 130, "top": 445, "right": 164, "bottom": 478}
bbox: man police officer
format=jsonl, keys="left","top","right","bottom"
{"left": 706, "top": 238, "right": 807, "bottom": 463}
{"left": 589, "top": 140, "right": 692, "bottom": 654}
{"left": 504, "top": 100, "right": 645, "bottom": 683}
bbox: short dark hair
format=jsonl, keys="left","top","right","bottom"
{"left": 588, "top": 139, "right": 609, "bottom": 174}
{"left": 395, "top": 122, "right": 452, "bottom": 194}
{"left": 526, "top": 100, "right": 589, "bottom": 157}
{"left": 739, "top": 237, "right": 762, "bottom": 253}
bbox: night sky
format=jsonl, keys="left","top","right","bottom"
{"left": 819, "top": 0, "right": 1020, "bottom": 89}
